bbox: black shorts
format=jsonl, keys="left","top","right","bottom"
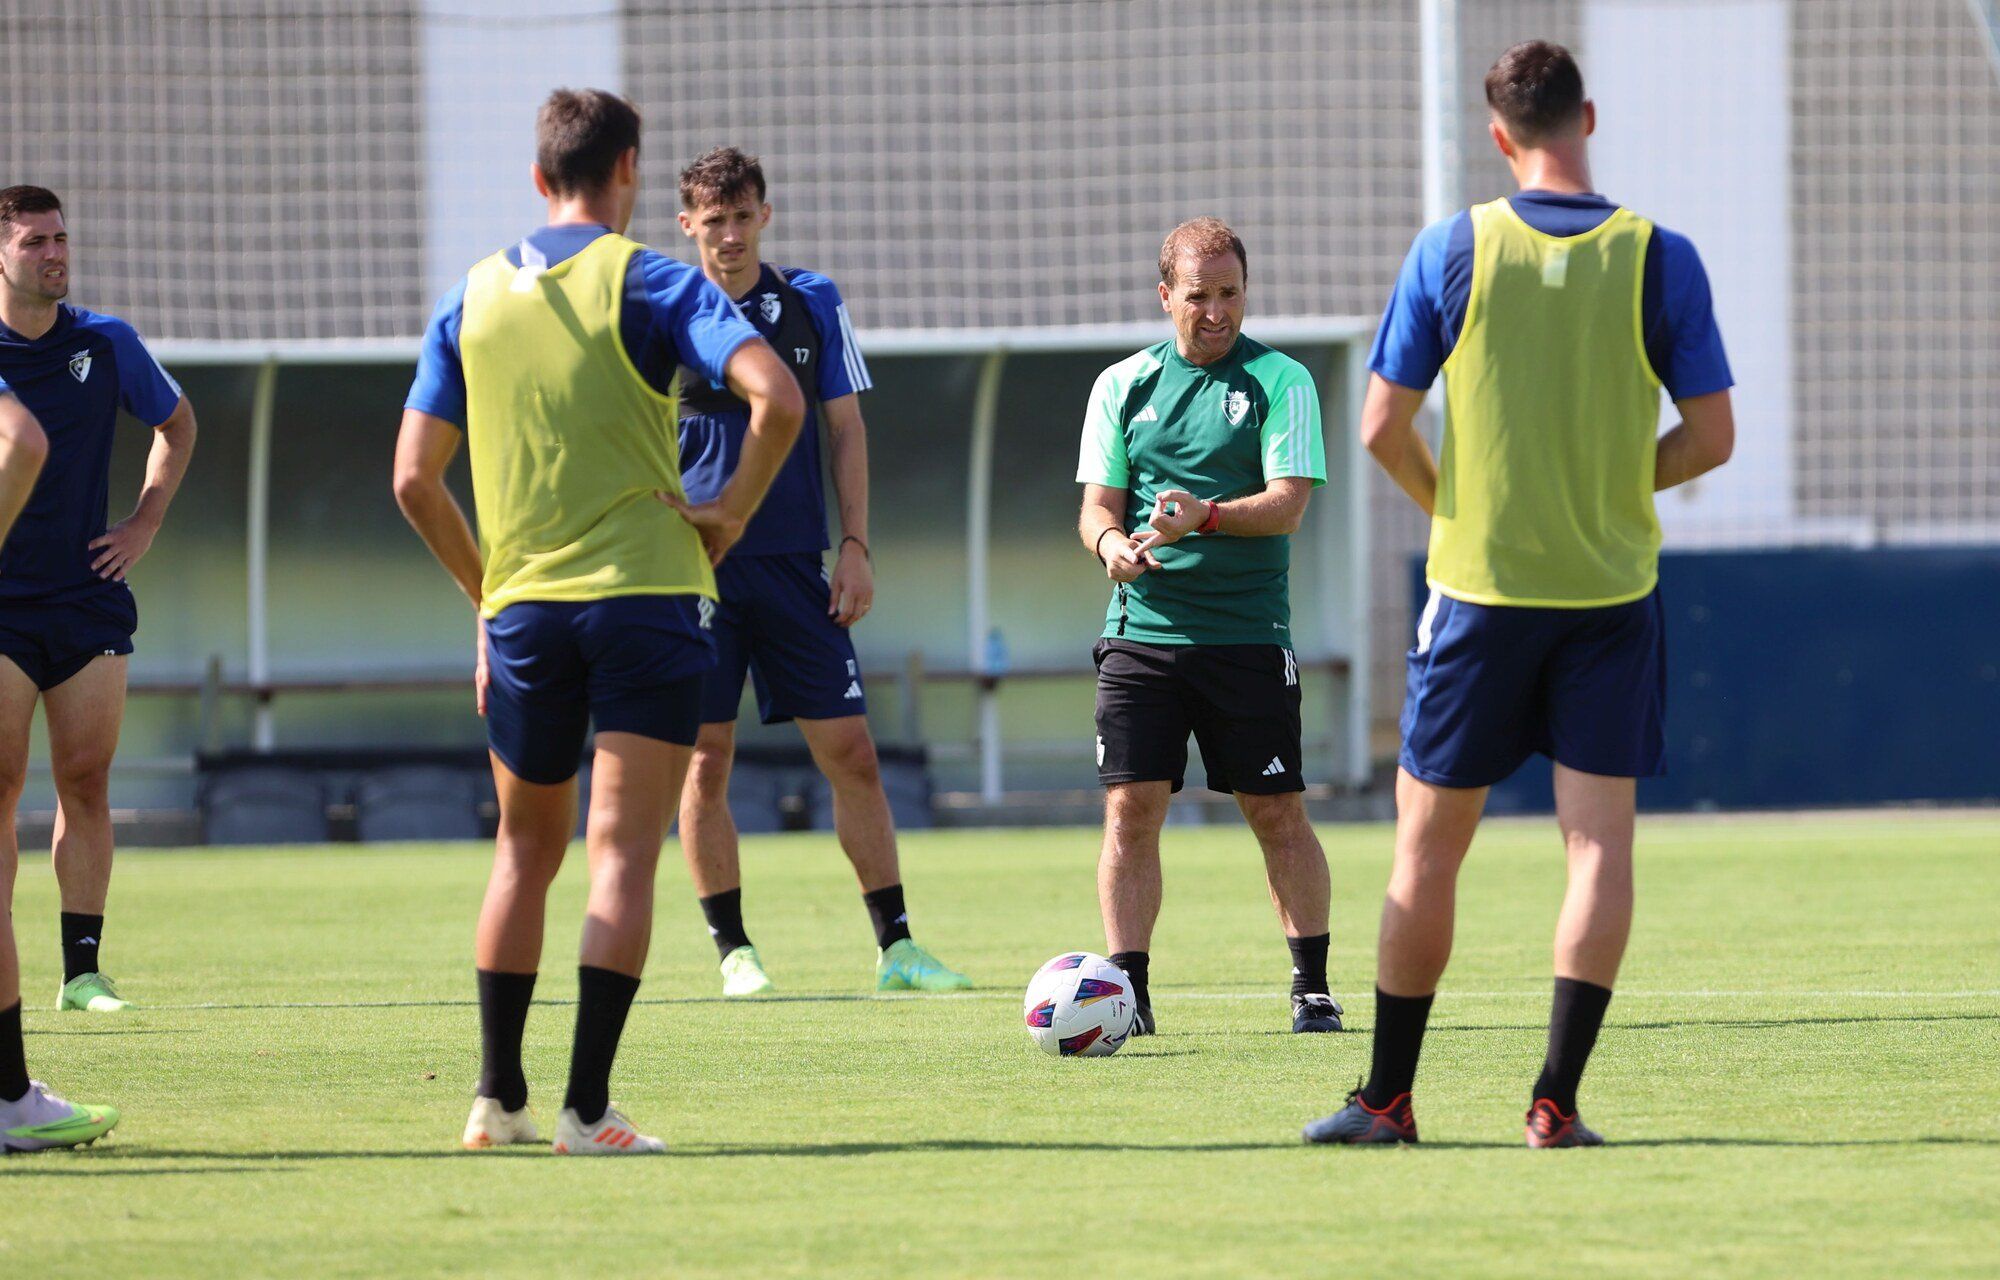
{"left": 1092, "top": 639, "right": 1303, "bottom": 795}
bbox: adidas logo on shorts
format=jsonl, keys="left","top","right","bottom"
{"left": 843, "top": 680, "right": 863, "bottom": 699}
{"left": 1261, "top": 757, "right": 1286, "bottom": 777}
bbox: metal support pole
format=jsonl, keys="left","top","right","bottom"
{"left": 1972, "top": 0, "right": 2000, "bottom": 83}
{"left": 1341, "top": 339, "right": 1373, "bottom": 787}
{"left": 247, "top": 357, "right": 278, "bottom": 751}
{"left": 965, "top": 349, "right": 1007, "bottom": 804}
{"left": 1315, "top": 340, "right": 1374, "bottom": 790}
{"left": 1420, "top": 0, "right": 1462, "bottom": 227}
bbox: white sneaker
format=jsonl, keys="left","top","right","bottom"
{"left": 1, "top": 1079, "right": 120, "bottom": 1152}
{"left": 462, "top": 1095, "right": 538, "bottom": 1150}
{"left": 552, "top": 1105, "right": 665, "bottom": 1155}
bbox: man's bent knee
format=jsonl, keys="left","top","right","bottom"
{"left": 51, "top": 753, "right": 113, "bottom": 809}
{"left": 804, "top": 719, "right": 881, "bottom": 788}
{"left": 1237, "top": 791, "right": 1314, "bottom": 844}
{"left": 1104, "top": 782, "right": 1170, "bottom": 844}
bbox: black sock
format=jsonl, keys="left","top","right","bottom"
{"left": 1109, "top": 951, "right": 1150, "bottom": 1011}
{"left": 0, "top": 1001, "right": 28, "bottom": 1102}
{"left": 564, "top": 966, "right": 640, "bottom": 1126}
{"left": 475, "top": 969, "right": 535, "bottom": 1111}
{"left": 61, "top": 912, "right": 104, "bottom": 982}
{"left": 862, "top": 884, "right": 911, "bottom": 950}
{"left": 1361, "top": 987, "right": 1435, "bottom": 1109}
{"left": 1532, "top": 977, "right": 1613, "bottom": 1114}
{"left": 699, "top": 889, "right": 752, "bottom": 960}
{"left": 1287, "top": 933, "right": 1330, "bottom": 1000}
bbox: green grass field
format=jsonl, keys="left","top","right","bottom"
{"left": 5, "top": 813, "right": 1997, "bottom": 1278}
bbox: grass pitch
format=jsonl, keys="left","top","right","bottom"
{"left": 5, "top": 813, "right": 1997, "bottom": 1278}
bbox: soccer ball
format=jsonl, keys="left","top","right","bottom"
{"left": 1023, "top": 952, "right": 1136, "bottom": 1057}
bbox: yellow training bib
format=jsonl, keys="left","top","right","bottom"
{"left": 1431, "top": 198, "right": 1662, "bottom": 608}
{"left": 459, "top": 233, "right": 714, "bottom": 617}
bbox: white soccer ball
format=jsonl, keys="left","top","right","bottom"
{"left": 1023, "top": 952, "right": 1137, "bottom": 1057}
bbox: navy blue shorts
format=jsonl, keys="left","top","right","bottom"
{"left": 483, "top": 595, "right": 716, "bottom": 785}
{"left": 702, "top": 551, "right": 866, "bottom": 725}
{"left": 0, "top": 589, "right": 137, "bottom": 691}
{"left": 1400, "top": 587, "right": 1666, "bottom": 788}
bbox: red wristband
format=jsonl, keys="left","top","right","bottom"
{"left": 1198, "top": 500, "right": 1221, "bottom": 534}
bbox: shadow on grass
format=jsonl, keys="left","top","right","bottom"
{"left": 1411, "top": 1135, "right": 2000, "bottom": 1151}
{"left": 0, "top": 1162, "right": 283, "bottom": 1177}
{"left": 19, "top": 1132, "right": 1998, "bottom": 1169}
{"left": 1426, "top": 1011, "right": 2000, "bottom": 1035}
{"left": 27, "top": 1027, "right": 190, "bottom": 1037}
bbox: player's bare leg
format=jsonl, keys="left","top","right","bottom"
{"left": 1238, "top": 791, "right": 1341, "bottom": 1032}
{"left": 1307, "top": 770, "right": 1486, "bottom": 1143}
{"left": 677, "top": 720, "right": 741, "bottom": 899}
{"left": 465, "top": 758, "right": 575, "bottom": 1148}
{"left": 0, "top": 658, "right": 118, "bottom": 1150}
{"left": 479, "top": 765, "right": 575, "bottom": 975}
{"left": 1099, "top": 780, "right": 1170, "bottom": 1031}
{"left": 795, "top": 712, "right": 965, "bottom": 990}
{"left": 1550, "top": 765, "right": 1635, "bottom": 987}
{"left": 678, "top": 719, "right": 773, "bottom": 995}
{"left": 0, "top": 659, "right": 33, "bottom": 1015}
{"left": 578, "top": 731, "right": 684, "bottom": 977}
{"left": 801, "top": 712, "right": 925, "bottom": 976}
{"left": 797, "top": 714, "right": 897, "bottom": 892}
{"left": 1525, "top": 764, "right": 1635, "bottom": 1147}
{"left": 549, "top": 730, "right": 685, "bottom": 1154}
{"left": 1378, "top": 769, "right": 1487, "bottom": 995}
{"left": 44, "top": 657, "right": 128, "bottom": 1012}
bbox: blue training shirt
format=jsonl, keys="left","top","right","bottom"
{"left": 678, "top": 263, "right": 871, "bottom": 557}
{"left": 404, "top": 223, "right": 760, "bottom": 428}
{"left": 0, "top": 305, "right": 182, "bottom": 604}
{"left": 1369, "top": 190, "right": 1734, "bottom": 400}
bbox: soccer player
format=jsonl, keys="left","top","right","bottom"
{"left": 1077, "top": 217, "right": 1343, "bottom": 1038}
{"left": 0, "top": 390, "right": 119, "bottom": 1151}
{"left": 672, "top": 147, "right": 969, "bottom": 997}
{"left": 1304, "top": 42, "right": 1735, "bottom": 1147}
{"left": 394, "top": 91, "right": 804, "bottom": 1155}
{"left": 0, "top": 185, "right": 197, "bottom": 1017}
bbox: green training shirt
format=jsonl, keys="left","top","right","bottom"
{"left": 1076, "top": 335, "right": 1324, "bottom": 646}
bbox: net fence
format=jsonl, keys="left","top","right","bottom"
{"left": 4, "top": 1, "right": 1996, "bottom": 741}
{"left": 1, "top": 1, "right": 428, "bottom": 341}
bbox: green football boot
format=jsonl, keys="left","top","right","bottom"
{"left": 719, "top": 945, "right": 775, "bottom": 997}
{"left": 875, "top": 938, "right": 972, "bottom": 992}
{"left": 1, "top": 1081, "right": 120, "bottom": 1152}
{"left": 56, "top": 972, "right": 130, "bottom": 1012}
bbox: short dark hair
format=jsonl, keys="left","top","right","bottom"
{"left": 535, "top": 89, "right": 641, "bottom": 196}
{"left": 1159, "top": 217, "right": 1248, "bottom": 287}
{"left": 0, "top": 185, "right": 63, "bottom": 232}
{"left": 1484, "top": 41, "right": 1587, "bottom": 144}
{"left": 679, "top": 147, "right": 767, "bottom": 209}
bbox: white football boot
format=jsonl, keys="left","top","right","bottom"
{"left": 461, "top": 1096, "right": 538, "bottom": 1150}
{"left": 552, "top": 1105, "right": 665, "bottom": 1155}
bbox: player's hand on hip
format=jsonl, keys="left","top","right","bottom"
{"left": 829, "top": 539, "right": 874, "bottom": 627}
{"left": 87, "top": 513, "right": 160, "bottom": 582}
{"left": 474, "top": 617, "right": 490, "bottom": 718}
{"left": 658, "top": 491, "right": 745, "bottom": 566}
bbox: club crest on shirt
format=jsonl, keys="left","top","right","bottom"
{"left": 1223, "top": 388, "right": 1249, "bottom": 425}
{"left": 758, "top": 292, "right": 782, "bottom": 325}
{"left": 68, "top": 350, "right": 92, "bottom": 383}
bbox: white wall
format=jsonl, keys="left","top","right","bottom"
{"left": 1584, "top": 0, "right": 1794, "bottom": 543}
{"left": 422, "top": 1, "right": 623, "bottom": 303}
